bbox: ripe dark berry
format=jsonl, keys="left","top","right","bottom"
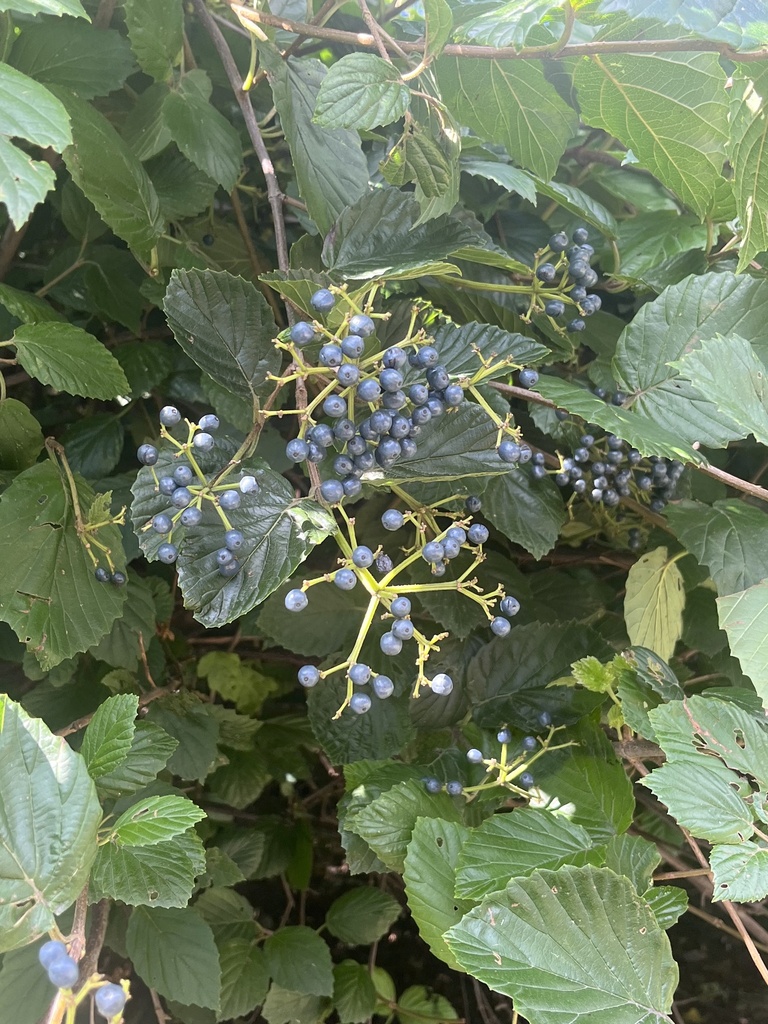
{"left": 94, "top": 567, "right": 110, "bottom": 583}
{"left": 500, "top": 596, "right": 520, "bottom": 617}
{"left": 390, "top": 414, "right": 411, "bottom": 439}
{"left": 160, "top": 406, "right": 181, "bottom": 427}
{"left": 349, "top": 663, "right": 372, "bottom": 685}
{"left": 611, "top": 391, "right": 628, "bottom": 406}
{"left": 216, "top": 548, "right": 234, "bottom": 567}
{"left": 491, "top": 616, "right": 511, "bottom": 637}
{"left": 219, "top": 490, "right": 240, "bottom": 510}
{"left": 159, "top": 476, "right": 176, "bottom": 496}
{"left": 290, "top": 321, "right": 315, "bottom": 346}
{"left": 343, "top": 476, "right": 362, "bottom": 498}
{"left": 412, "top": 405, "right": 431, "bottom": 426}
{"left": 400, "top": 437, "right": 417, "bottom": 458}
{"left": 532, "top": 464, "right": 547, "bottom": 480}
{"left": 382, "top": 389, "right": 407, "bottom": 410}
{"left": 350, "top": 693, "right": 372, "bottom": 714}
{"left": 219, "top": 559, "right": 241, "bottom": 578}
{"left": 572, "top": 227, "right": 589, "bottom": 245}
{"left": 382, "top": 346, "right": 407, "bottom": 369}
{"left": 446, "top": 781, "right": 463, "bottom": 796}
{"left": 319, "top": 344, "right": 342, "bottom": 368}
{"left": 47, "top": 955, "right": 79, "bottom": 990}
{"left": 152, "top": 513, "right": 172, "bottom": 534}
{"left": 409, "top": 383, "right": 429, "bottom": 406}
{"left": 467, "top": 524, "right": 489, "bottom": 545}
{"left": 382, "top": 509, "right": 404, "bottom": 531}
{"left": 465, "top": 495, "right": 482, "bottom": 513}
{"left": 352, "top": 545, "right": 374, "bottom": 568}
{"left": 518, "top": 445, "right": 532, "bottom": 464}
{"left": 443, "top": 383, "right": 464, "bottom": 407}
{"left": 333, "top": 418, "right": 356, "bottom": 442}
{"left": 341, "top": 334, "right": 365, "bottom": 359}
{"left": 202, "top": 233, "right": 214, "bottom": 246}
{"left": 286, "top": 438, "right": 310, "bottom": 463}
{"left": 193, "top": 431, "right": 215, "bottom": 452}
{"left": 310, "top": 288, "right": 335, "bottom": 313}
{"left": 427, "top": 397, "right": 444, "bottom": 418}
{"left": 467, "top": 748, "right": 484, "bottom": 763}
{"left": 426, "top": 365, "right": 450, "bottom": 391}
{"left": 337, "top": 363, "right": 360, "bottom": 387}
{"left": 373, "top": 674, "right": 394, "bottom": 699}
{"left": 111, "top": 571, "right": 127, "bottom": 586}
{"left": 334, "top": 568, "right": 357, "bottom": 590}
{"left": 544, "top": 299, "right": 565, "bottom": 318}
{"left": 137, "top": 443, "right": 158, "bottom": 466}
{"left": 392, "top": 618, "right": 414, "bottom": 641}
{"left": 322, "top": 395, "right": 346, "bottom": 419}
{"left": 380, "top": 632, "right": 402, "bottom": 656}
{"left": 285, "top": 588, "right": 308, "bottom": 611}
{"left": 180, "top": 506, "right": 202, "bottom": 527}
{"left": 158, "top": 542, "right": 178, "bottom": 564}
{"left": 39, "top": 940, "right": 68, "bottom": 970}
{"left": 430, "top": 673, "right": 453, "bottom": 695}
{"left": 536, "top": 262, "right": 557, "bottom": 283}
{"left": 522, "top": 736, "right": 538, "bottom": 751}
{"left": 538, "top": 711, "right": 552, "bottom": 727}
{"left": 497, "top": 728, "right": 512, "bottom": 744}
{"left": 173, "top": 464, "right": 193, "bottom": 486}
{"left": 171, "top": 487, "right": 193, "bottom": 509}
{"left": 424, "top": 777, "right": 442, "bottom": 793}
{"left": 199, "top": 414, "right": 219, "bottom": 431}
{"left": 422, "top": 540, "right": 445, "bottom": 563}
{"left": 95, "top": 983, "right": 127, "bottom": 1020}
{"left": 348, "top": 313, "right": 375, "bottom": 337}
{"left": 567, "top": 318, "right": 586, "bottom": 333}
{"left": 298, "top": 665, "right": 320, "bottom": 688}
{"left": 443, "top": 537, "right": 461, "bottom": 559}
{"left": 416, "top": 346, "right": 439, "bottom": 368}
{"left": 549, "top": 231, "right": 569, "bottom": 252}
{"left": 333, "top": 454, "right": 356, "bottom": 477}
{"left": 518, "top": 369, "right": 539, "bottom": 389}
{"left": 390, "top": 596, "right": 411, "bottom": 618}
{"left": 375, "top": 553, "right": 393, "bottom": 574}
{"left": 320, "top": 479, "right": 344, "bottom": 504}
{"left": 569, "top": 259, "right": 589, "bottom": 279}
{"left": 519, "top": 771, "right": 535, "bottom": 789}
{"left": 225, "top": 529, "right": 244, "bottom": 550}
{"left": 357, "top": 378, "right": 381, "bottom": 403}
{"left": 379, "top": 368, "right": 403, "bottom": 392}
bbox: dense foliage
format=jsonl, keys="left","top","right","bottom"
{"left": 1, "top": 0, "right": 768, "bottom": 1022}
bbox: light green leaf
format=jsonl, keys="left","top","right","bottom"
{"left": 731, "top": 64, "right": 768, "bottom": 270}
{"left": 710, "top": 843, "right": 768, "bottom": 903}
{"left": 446, "top": 866, "right": 678, "bottom": 1024}
{"left": 397, "top": 986, "right": 458, "bottom": 1024}
{"left": 261, "top": 984, "right": 331, "bottom": 1024}
{"left": 643, "top": 885, "right": 688, "bottom": 930}
{"left": 534, "top": 178, "right": 618, "bottom": 239}
{"left": 0, "top": 0, "right": 87, "bottom": 16}
{"left": 403, "top": 818, "right": 473, "bottom": 971}
{"left": 0, "top": 696, "right": 101, "bottom": 951}
{"left": 95, "top": 721, "right": 178, "bottom": 798}
{"left": 460, "top": 158, "right": 537, "bottom": 205}
{"left": 455, "top": 0, "right": 566, "bottom": 48}
{"left": 423, "top": 0, "right": 453, "bottom": 58}
{"left": 11, "top": 321, "right": 128, "bottom": 399}
{"left": 325, "top": 887, "right": 401, "bottom": 946}
{"left": 163, "top": 73, "right": 242, "bottom": 191}
{"left": 55, "top": 88, "right": 164, "bottom": 256}
{"left": 717, "top": 581, "right": 768, "bottom": 708}
{"left": 624, "top": 547, "right": 686, "bottom": 661}
{"left": 163, "top": 269, "right": 279, "bottom": 403}
{"left": 574, "top": 52, "right": 729, "bottom": 217}
{"left": 0, "top": 463, "right": 126, "bottom": 669}
{"left": 333, "top": 961, "right": 377, "bottom": 1024}
{"left": 610, "top": 211, "right": 708, "bottom": 284}
{"left": 110, "top": 795, "right": 206, "bottom": 847}
{"left": 264, "top": 926, "right": 334, "bottom": 997}
{"left": 671, "top": 334, "right": 768, "bottom": 444}
{"left": 0, "top": 136, "right": 56, "bottom": 228}
{"left": 124, "top": 0, "right": 182, "bottom": 81}
{"left": 643, "top": 761, "right": 755, "bottom": 843}
{"left": 314, "top": 52, "right": 409, "bottom": 130}
{"left": 595, "top": 0, "right": 768, "bottom": 51}
{"left": 454, "top": 809, "right": 596, "bottom": 901}
{"left": 436, "top": 56, "right": 577, "bottom": 180}
{"left": 127, "top": 906, "right": 221, "bottom": 1010}
{"left": 605, "top": 834, "right": 661, "bottom": 894}
{"left": 81, "top": 693, "right": 138, "bottom": 780}
{"left": 0, "top": 398, "right": 43, "bottom": 471}
{"left": 90, "top": 825, "right": 206, "bottom": 908}
{"left": 10, "top": 21, "right": 134, "bottom": 99}
{"left": 667, "top": 500, "right": 768, "bottom": 596}
{"left": 197, "top": 651, "right": 277, "bottom": 714}
{"left": 266, "top": 54, "right": 369, "bottom": 235}
{"left": 217, "top": 939, "right": 269, "bottom": 1022}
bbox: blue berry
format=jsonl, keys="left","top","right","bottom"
{"left": 466, "top": 748, "right": 484, "bottom": 764}
{"left": 491, "top": 616, "right": 511, "bottom": 637}
{"left": 446, "top": 781, "right": 463, "bottom": 796}
{"left": 391, "top": 618, "right": 414, "bottom": 641}
{"left": 379, "top": 368, "right": 403, "bottom": 392}
{"left": 519, "top": 771, "right": 534, "bottom": 789}
{"left": 467, "top": 524, "right": 489, "bottom": 545}
{"left": 180, "top": 506, "right": 202, "bottom": 527}
{"left": 549, "top": 231, "right": 569, "bottom": 251}
{"left": 173, "top": 464, "right": 193, "bottom": 486}
{"left": 373, "top": 674, "right": 394, "bottom": 699}
{"left": 47, "top": 955, "right": 79, "bottom": 990}
{"left": 465, "top": 495, "right": 481, "bottom": 513}
{"left": 341, "top": 334, "right": 365, "bottom": 358}
{"left": 298, "top": 665, "right": 320, "bottom": 688}
{"left": 158, "top": 476, "right": 176, "bottom": 496}
{"left": 286, "top": 438, "right": 310, "bottom": 463}
{"left": 544, "top": 299, "right": 565, "bottom": 318}
{"left": 498, "top": 440, "right": 521, "bottom": 463}
{"left": 518, "top": 445, "right": 532, "bottom": 464}
{"left": 426, "top": 399, "right": 445, "bottom": 420}
{"left": 389, "top": 414, "right": 410, "bottom": 439}
{"left": 518, "top": 369, "right": 539, "bottom": 389}
{"left": 536, "top": 262, "right": 557, "bottom": 283}
{"left": 94, "top": 567, "right": 110, "bottom": 583}
{"left": 532, "top": 464, "right": 547, "bottom": 480}
{"left": 337, "top": 363, "right": 360, "bottom": 387}
{"left": 382, "top": 346, "right": 407, "bottom": 369}
{"left": 193, "top": 431, "right": 215, "bottom": 451}
{"left": 152, "top": 513, "right": 173, "bottom": 534}
{"left": 318, "top": 479, "right": 342, "bottom": 504}
{"left": 347, "top": 434, "right": 367, "bottom": 456}
{"left": 159, "top": 406, "right": 181, "bottom": 427}
{"left": 382, "top": 388, "right": 407, "bottom": 411}
{"left": 323, "top": 395, "right": 346, "bottom": 418}
{"left": 224, "top": 529, "right": 244, "bottom": 551}
{"left": 39, "top": 940, "right": 68, "bottom": 970}
{"left": 319, "top": 344, "right": 342, "bottom": 368}
{"left": 348, "top": 313, "right": 375, "bottom": 337}
{"left": 137, "top": 443, "right": 158, "bottom": 466}
{"left": 390, "top": 596, "right": 411, "bottom": 618}
{"left": 412, "top": 405, "right": 431, "bottom": 426}
{"left": 409, "top": 383, "right": 429, "bottom": 406}
{"left": 95, "top": 983, "right": 127, "bottom": 1020}
{"left": 400, "top": 437, "right": 417, "bottom": 459}
{"left": 171, "top": 487, "right": 193, "bottom": 509}
{"left": 199, "top": 414, "right": 220, "bottom": 431}
{"left": 350, "top": 692, "right": 372, "bottom": 715}
{"left": 443, "top": 384, "right": 464, "bottom": 407}
{"left": 416, "top": 346, "right": 439, "bottom": 368}
{"left": 538, "top": 711, "right": 552, "bottom": 727}
{"left": 573, "top": 226, "right": 589, "bottom": 245}
{"left": 334, "top": 568, "right": 357, "bottom": 590}
{"left": 333, "top": 418, "right": 356, "bottom": 442}
{"left": 567, "top": 318, "right": 586, "bottom": 333}
{"left": 219, "top": 559, "right": 240, "bottom": 577}
{"left": 382, "top": 509, "right": 404, "bottom": 531}
{"left": 216, "top": 548, "right": 234, "bottom": 567}
{"left": 446, "top": 526, "right": 466, "bottom": 545}
{"left": 522, "top": 736, "right": 537, "bottom": 751}
{"left": 426, "top": 365, "right": 450, "bottom": 391}
{"left": 290, "top": 321, "right": 316, "bottom": 346}
{"left": 357, "top": 378, "right": 381, "bottom": 402}
{"left": 334, "top": 457, "right": 356, "bottom": 482}
{"left": 380, "top": 632, "right": 402, "bottom": 656}
{"left": 352, "top": 545, "right": 373, "bottom": 568}
{"left": 158, "top": 542, "right": 178, "bottom": 564}
{"left": 500, "top": 596, "right": 520, "bottom": 617}
{"left": 430, "top": 673, "right": 453, "bottom": 695}
{"left": 443, "top": 538, "right": 461, "bottom": 559}
{"left": 285, "top": 589, "right": 308, "bottom": 611}
{"left": 422, "top": 540, "right": 445, "bottom": 563}
{"left": 342, "top": 476, "right": 362, "bottom": 498}
{"left": 219, "top": 490, "right": 241, "bottom": 510}
{"left": 111, "top": 571, "right": 127, "bottom": 586}
{"left": 424, "top": 777, "right": 442, "bottom": 794}
{"left": 497, "top": 728, "right": 512, "bottom": 744}
{"left": 349, "top": 663, "right": 371, "bottom": 686}
{"left": 310, "top": 288, "right": 335, "bottom": 313}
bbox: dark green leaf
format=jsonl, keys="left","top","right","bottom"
{"left": 261, "top": 985, "right": 331, "bottom": 1024}
{"left": 430, "top": 320, "right": 549, "bottom": 380}
{"left": 0, "top": 282, "right": 64, "bottom": 324}
{"left": 0, "top": 398, "right": 43, "bottom": 470}
{"left": 264, "top": 926, "right": 334, "bottom": 997}
{"left": 387, "top": 401, "right": 503, "bottom": 484}
{"left": 0, "top": 942, "right": 58, "bottom": 1024}
{"left": 61, "top": 414, "right": 124, "bottom": 478}
{"left": 124, "top": 0, "right": 182, "bottom": 81}
{"left": 325, "top": 888, "right": 401, "bottom": 946}
{"left": 146, "top": 147, "right": 217, "bottom": 221}
{"left": 314, "top": 53, "right": 410, "bottom": 130}
{"left": 610, "top": 212, "right": 708, "bottom": 284}
{"left": 89, "top": 576, "right": 156, "bottom": 669}
{"left": 121, "top": 81, "right": 173, "bottom": 160}
{"left": 90, "top": 825, "right": 206, "bottom": 908}
{"left": 11, "top": 321, "right": 128, "bottom": 398}
{"left": 163, "top": 72, "right": 242, "bottom": 191}
{"left": 257, "top": 578, "right": 366, "bottom": 658}
{"left": 460, "top": 158, "right": 538, "bottom": 205}
{"left": 146, "top": 695, "right": 220, "bottom": 782}
{"left": 217, "top": 940, "right": 270, "bottom": 1022}
{"left": 333, "top": 961, "right": 377, "bottom": 1024}
{"left": 534, "top": 178, "right": 618, "bottom": 239}
{"left": 482, "top": 467, "right": 566, "bottom": 559}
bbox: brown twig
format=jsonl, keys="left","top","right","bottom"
{"left": 67, "top": 886, "right": 90, "bottom": 963}
{"left": 93, "top": 0, "right": 116, "bottom": 29}
{"left": 76, "top": 899, "right": 111, "bottom": 986}
{"left": 56, "top": 684, "right": 176, "bottom": 737}
{"left": 612, "top": 739, "right": 665, "bottom": 763}
{"left": 150, "top": 990, "right": 171, "bottom": 1024}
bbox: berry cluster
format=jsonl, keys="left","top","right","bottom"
{"left": 38, "top": 941, "right": 128, "bottom": 1020}
{"left": 286, "top": 497, "right": 521, "bottom": 716}
{"left": 534, "top": 226, "right": 601, "bottom": 332}
{"left": 136, "top": 408, "right": 260, "bottom": 577}
{"left": 284, "top": 289, "right": 470, "bottom": 504}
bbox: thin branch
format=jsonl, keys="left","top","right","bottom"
{"left": 194, "top": 0, "right": 291, "bottom": 276}
{"left": 56, "top": 684, "right": 177, "bottom": 737}
{"left": 356, "top": 0, "right": 392, "bottom": 61}
{"left": 150, "top": 990, "right": 172, "bottom": 1024}
{"left": 229, "top": 5, "right": 768, "bottom": 61}
{"left": 67, "top": 886, "right": 90, "bottom": 963}
{"left": 76, "top": 900, "right": 111, "bottom": 986}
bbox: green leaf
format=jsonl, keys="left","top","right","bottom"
{"left": 605, "top": 834, "right": 661, "bottom": 894}
{"left": 671, "top": 334, "right": 768, "bottom": 444}
{"left": 89, "top": 576, "right": 156, "bottom": 670}
{"left": 397, "top": 986, "right": 459, "bottom": 1023}
{"left": 455, "top": 0, "right": 566, "bottom": 48}
{"left": 466, "top": 621, "right": 609, "bottom": 729}
{"left": 643, "top": 885, "right": 688, "bottom": 930}
{"left": 534, "top": 377, "right": 704, "bottom": 463}
{"left": 264, "top": 926, "right": 334, "bottom": 997}
{"left": 257, "top": 579, "right": 366, "bottom": 658}
{"left": 0, "top": 0, "right": 87, "bottom": 16}
{"left": 403, "top": 818, "right": 473, "bottom": 971}
{"left": 730, "top": 64, "right": 768, "bottom": 269}
{"left": 197, "top": 651, "right": 277, "bottom": 714}
{"left": 266, "top": 55, "right": 369, "bottom": 235}
{"left": 194, "top": 886, "right": 255, "bottom": 943}
{"left": 90, "top": 824, "right": 206, "bottom": 908}
{"left": 717, "top": 581, "right": 768, "bottom": 708}
{"left": 333, "top": 961, "right": 376, "bottom": 1024}
{"left": 314, "top": 52, "right": 409, "bottom": 130}
{"left": 380, "top": 120, "right": 453, "bottom": 199}
{"left": 121, "top": 81, "right": 173, "bottom": 160}
{"left": 163, "top": 269, "right": 279, "bottom": 404}
{"left": 0, "top": 62, "right": 71, "bottom": 224}
{"left": 11, "top": 321, "right": 128, "bottom": 399}
{"left": 436, "top": 56, "right": 578, "bottom": 180}
{"left": 446, "top": 866, "right": 678, "bottom": 1024}
{"left": 146, "top": 695, "right": 220, "bottom": 782}
{"left": 110, "top": 795, "right": 205, "bottom": 846}
{"left": 482, "top": 468, "right": 566, "bottom": 559}
{"left": 345, "top": 779, "right": 462, "bottom": 873}
{"left": 454, "top": 809, "right": 596, "bottom": 901}
{"left": 146, "top": 147, "right": 217, "bottom": 221}
{"left": 95, "top": 720, "right": 177, "bottom": 798}
{"left": 643, "top": 761, "right": 755, "bottom": 843}
{"left": 386, "top": 402, "right": 503, "bottom": 484}
{"left": 325, "top": 887, "right": 401, "bottom": 946}
{"left": 709, "top": 843, "right": 768, "bottom": 903}
{"left": 430, "top": 319, "right": 549, "bottom": 380}
{"left": 217, "top": 939, "right": 269, "bottom": 1022}
{"left": 0, "top": 282, "right": 64, "bottom": 324}
{"left": 124, "top": 0, "right": 182, "bottom": 81}
{"left": 667, "top": 500, "right": 768, "bottom": 596}
{"left": 0, "top": 942, "right": 59, "bottom": 1024}
{"left": 126, "top": 905, "right": 221, "bottom": 1010}
{"left": 54, "top": 88, "right": 164, "bottom": 257}
{"left": 613, "top": 272, "right": 768, "bottom": 448}
{"left": 624, "top": 547, "right": 685, "bottom": 661}
{"left": 574, "top": 52, "right": 729, "bottom": 217}
{"left": 80, "top": 693, "right": 138, "bottom": 780}
{"left": 610, "top": 211, "right": 708, "bottom": 284}
{"left": 460, "top": 158, "right": 538, "bottom": 205}
{"left": 322, "top": 188, "right": 482, "bottom": 281}
{"left": 534, "top": 178, "right": 619, "bottom": 239}
{"left": 163, "top": 73, "right": 242, "bottom": 191}
{"left": 0, "top": 398, "right": 43, "bottom": 471}
{"left": 595, "top": 0, "right": 768, "bottom": 50}
{"left": 0, "top": 463, "right": 126, "bottom": 669}
{"left": 10, "top": 21, "right": 134, "bottom": 99}
{"left": 0, "top": 696, "right": 101, "bottom": 950}
{"left": 262, "top": 985, "right": 331, "bottom": 1024}
{"left": 423, "top": 0, "right": 453, "bottom": 59}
